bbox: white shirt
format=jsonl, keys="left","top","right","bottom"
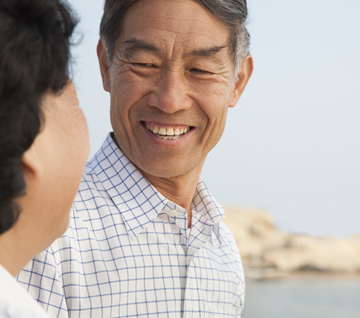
{"left": 17, "top": 134, "right": 245, "bottom": 317}
{"left": 0, "top": 264, "right": 49, "bottom": 318}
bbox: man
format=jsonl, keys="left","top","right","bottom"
{"left": 17, "top": 0, "right": 253, "bottom": 316}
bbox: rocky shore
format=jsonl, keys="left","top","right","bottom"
{"left": 222, "top": 207, "right": 360, "bottom": 279}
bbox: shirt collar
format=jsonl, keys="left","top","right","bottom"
{"left": 192, "top": 179, "right": 225, "bottom": 226}
{"left": 88, "top": 133, "right": 225, "bottom": 240}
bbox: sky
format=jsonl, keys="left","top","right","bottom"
{"left": 68, "top": 0, "right": 360, "bottom": 237}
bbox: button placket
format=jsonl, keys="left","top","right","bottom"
{"left": 164, "top": 204, "right": 188, "bottom": 235}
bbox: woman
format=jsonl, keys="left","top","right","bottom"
{"left": 0, "top": 0, "right": 89, "bottom": 316}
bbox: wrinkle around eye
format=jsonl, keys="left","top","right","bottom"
{"left": 132, "top": 63, "right": 158, "bottom": 68}
{"left": 190, "top": 68, "right": 213, "bottom": 74}
{"left": 188, "top": 68, "right": 230, "bottom": 85}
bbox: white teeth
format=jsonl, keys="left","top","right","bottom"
{"left": 145, "top": 123, "right": 191, "bottom": 138}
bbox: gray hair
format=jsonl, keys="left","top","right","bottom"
{"left": 100, "top": 0, "right": 250, "bottom": 76}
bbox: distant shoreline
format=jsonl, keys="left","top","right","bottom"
{"left": 288, "top": 271, "right": 360, "bottom": 279}
{"left": 244, "top": 268, "right": 360, "bottom": 280}
{"left": 223, "top": 206, "right": 360, "bottom": 279}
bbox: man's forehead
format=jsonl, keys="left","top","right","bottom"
{"left": 119, "top": 0, "right": 230, "bottom": 48}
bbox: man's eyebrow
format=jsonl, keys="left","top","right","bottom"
{"left": 119, "top": 38, "right": 160, "bottom": 56}
{"left": 187, "top": 44, "right": 228, "bottom": 58}
{"left": 119, "top": 39, "right": 227, "bottom": 62}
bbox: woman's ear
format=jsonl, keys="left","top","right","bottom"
{"left": 229, "top": 54, "right": 254, "bottom": 108}
{"left": 97, "top": 39, "right": 111, "bottom": 93}
{"left": 21, "top": 142, "right": 42, "bottom": 184}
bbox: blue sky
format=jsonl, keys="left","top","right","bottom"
{"left": 69, "top": 0, "right": 360, "bottom": 237}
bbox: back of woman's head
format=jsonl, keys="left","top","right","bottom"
{"left": 0, "top": 0, "right": 78, "bottom": 234}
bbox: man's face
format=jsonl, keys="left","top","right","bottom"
{"left": 99, "top": 0, "right": 252, "bottom": 178}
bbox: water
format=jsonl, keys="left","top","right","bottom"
{"left": 242, "top": 276, "right": 360, "bottom": 318}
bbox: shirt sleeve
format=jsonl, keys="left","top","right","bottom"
{"left": 16, "top": 245, "right": 69, "bottom": 318}
{"left": 222, "top": 221, "right": 246, "bottom": 317}
{"left": 234, "top": 277, "right": 245, "bottom": 317}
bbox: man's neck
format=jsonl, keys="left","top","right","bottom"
{"left": 140, "top": 168, "right": 203, "bottom": 228}
{"left": 110, "top": 133, "right": 205, "bottom": 228}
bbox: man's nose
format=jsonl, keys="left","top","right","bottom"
{"left": 147, "top": 70, "right": 192, "bottom": 113}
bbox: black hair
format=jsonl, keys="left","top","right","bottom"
{"left": 0, "top": 0, "right": 78, "bottom": 235}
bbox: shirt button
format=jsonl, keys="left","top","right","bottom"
{"left": 169, "top": 209, "right": 178, "bottom": 217}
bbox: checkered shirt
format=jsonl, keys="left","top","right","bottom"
{"left": 17, "top": 134, "right": 245, "bottom": 318}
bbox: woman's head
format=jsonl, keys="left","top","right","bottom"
{"left": 0, "top": 0, "right": 89, "bottom": 240}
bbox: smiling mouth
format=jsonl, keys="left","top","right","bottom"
{"left": 141, "top": 121, "right": 193, "bottom": 140}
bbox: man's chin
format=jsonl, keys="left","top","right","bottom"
{"left": 135, "top": 160, "right": 197, "bottom": 181}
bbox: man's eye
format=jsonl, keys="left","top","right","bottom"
{"left": 191, "top": 68, "right": 211, "bottom": 74}
{"left": 133, "top": 63, "right": 155, "bottom": 68}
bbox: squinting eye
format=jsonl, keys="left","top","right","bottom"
{"left": 133, "top": 63, "right": 156, "bottom": 68}
{"left": 191, "top": 68, "right": 212, "bottom": 74}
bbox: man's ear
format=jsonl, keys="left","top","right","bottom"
{"left": 229, "top": 55, "right": 254, "bottom": 108}
{"left": 97, "top": 39, "right": 111, "bottom": 93}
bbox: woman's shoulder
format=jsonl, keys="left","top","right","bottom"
{"left": 0, "top": 265, "right": 50, "bottom": 318}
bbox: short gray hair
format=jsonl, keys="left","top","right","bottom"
{"left": 100, "top": 0, "right": 250, "bottom": 75}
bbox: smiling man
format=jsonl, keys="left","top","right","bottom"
{"left": 17, "top": 0, "right": 253, "bottom": 317}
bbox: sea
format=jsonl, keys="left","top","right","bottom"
{"left": 242, "top": 275, "right": 360, "bottom": 318}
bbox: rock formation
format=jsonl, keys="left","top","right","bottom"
{"left": 222, "top": 207, "right": 360, "bottom": 278}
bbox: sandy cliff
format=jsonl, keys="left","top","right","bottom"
{"left": 222, "top": 207, "right": 360, "bottom": 278}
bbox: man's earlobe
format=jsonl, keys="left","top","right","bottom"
{"left": 229, "top": 55, "right": 254, "bottom": 108}
{"left": 97, "top": 39, "right": 111, "bottom": 93}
